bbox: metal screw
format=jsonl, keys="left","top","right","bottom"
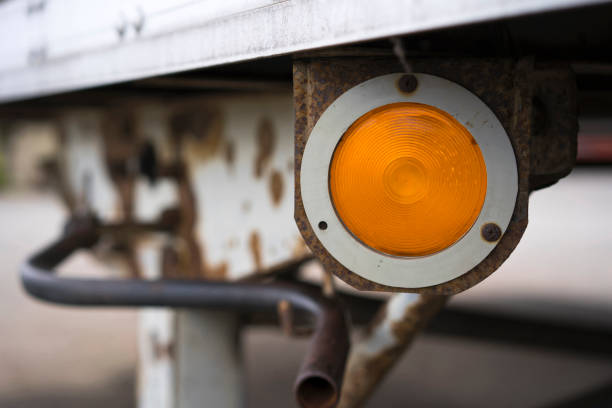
{"left": 481, "top": 223, "right": 502, "bottom": 242}
{"left": 318, "top": 221, "right": 328, "bottom": 230}
{"left": 398, "top": 74, "right": 418, "bottom": 93}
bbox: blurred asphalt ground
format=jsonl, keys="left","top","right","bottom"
{"left": 1, "top": 167, "right": 612, "bottom": 407}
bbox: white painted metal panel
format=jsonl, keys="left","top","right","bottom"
{"left": 186, "top": 93, "right": 301, "bottom": 278}
{"left": 0, "top": 0, "right": 609, "bottom": 102}
{"left": 61, "top": 110, "right": 121, "bottom": 222}
{"left": 57, "top": 93, "right": 301, "bottom": 280}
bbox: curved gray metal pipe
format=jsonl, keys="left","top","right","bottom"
{"left": 20, "top": 225, "right": 349, "bottom": 408}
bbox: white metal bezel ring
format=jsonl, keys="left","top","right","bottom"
{"left": 300, "top": 73, "right": 518, "bottom": 288}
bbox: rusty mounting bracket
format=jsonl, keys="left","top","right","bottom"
{"left": 293, "top": 57, "right": 578, "bottom": 294}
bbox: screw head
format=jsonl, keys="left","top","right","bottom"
{"left": 318, "top": 221, "right": 328, "bottom": 230}
{"left": 398, "top": 74, "right": 418, "bottom": 93}
{"left": 481, "top": 223, "right": 502, "bottom": 242}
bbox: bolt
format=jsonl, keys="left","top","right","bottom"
{"left": 318, "top": 221, "right": 328, "bottom": 230}
{"left": 481, "top": 223, "right": 502, "bottom": 242}
{"left": 398, "top": 74, "right": 418, "bottom": 93}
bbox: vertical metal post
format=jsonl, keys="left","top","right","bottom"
{"left": 339, "top": 294, "right": 447, "bottom": 407}
{"left": 136, "top": 243, "right": 244, "bottom": 408}
{"left": 175, "top": 311, "right": 243, "bottom": 408}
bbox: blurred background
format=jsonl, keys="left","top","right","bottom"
{"left": 0, "top": 118, "right": 611, "bottom": 407}
{"left": 1, "top": 2, "right": 612, "bottom": 407}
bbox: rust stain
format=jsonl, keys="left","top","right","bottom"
{"left": 114, "top": 178, "right": 135, "bottom": 219}
{"left": 161, "top": 245, "right": 181, "bottom": 278}
{"left": 254, "top": 117, "right": 276, "bottom": 178}
{"left": 224, "top": 140, "right": 235, "bottom": 168}
{"left": 277, "top": 299, "right": 295, "bottom": 336}
{"left": 291, "top": 237, "right": 311, "bottom": 258}
{"left": 205, "top": 261, "right": 229, "bottom": 281}
{"left": 150, "top": 333, "right": 175, "bottom": 360}
{"left": 339, "top": 295, "right": 447, "bottom": 408}
{"left": 126, "top": 249, "right": 143, "bottom": 278}
{"left": 293, "top": 57, "right": 532, "bottom": 295}
{"left": 269, "top": 169, "right": 284, "bottom": 206}
{"left": 176, "top": 168, "right": 205, "bottom": 279}
{"left": 95, "top": 111, "right": 144, "bottom": 278}
{"left": 102, "top": 112, "right": 137, "bottom": 222}
{"left": 169, "top": 111, "right": 231, "bottom": 281}
{"left": 249, "top": 231, "right": 263, "bottom": 271}
{"left": 175, "top": 110, "right": 224, "bottom": 168}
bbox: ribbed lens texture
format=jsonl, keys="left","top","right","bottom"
{"left": 329, "top": 102, "right": 487, "bottom": 257}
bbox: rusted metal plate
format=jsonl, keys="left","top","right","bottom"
{"left": 52, "top": 93, "right": 308, "bottom": 408}
{"left": 530, "top": 65, "right": 578, "bottom": 190}
{"left": 293, "top": 57, "right": 533, "bottom": 294}
{"left": 172, "top": 94, "right": 305, "bottom": 280}
{"left": 57, "top": 92, "right": 304, "bottom": 282}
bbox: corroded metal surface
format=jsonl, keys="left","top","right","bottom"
{"left": 529, "top": 64, "right": 578, "bottom": 190}
{"left": 294, "top": 57, "right": 533, "bottom": 294}
{"left": 56, "top": 93, "right": 305, "bottom": 282}
{"left": 53, "top": 94, "right": 311, "bottom": 407}
{"left": 338, "top": 294, "right": 448, "bottom": 408}
{"left": 173, "top": 94, "right": 306, "bottom": 280}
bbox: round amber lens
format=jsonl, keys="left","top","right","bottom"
{"left": 329, "top": 102, "right": 487, "bottom": 257}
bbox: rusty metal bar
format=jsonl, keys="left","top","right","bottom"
{"left": 20, "top": 223, "right": 349, "bottom": 408}
{"left": 339, "top": 294, "right": 447, "bottom": 408}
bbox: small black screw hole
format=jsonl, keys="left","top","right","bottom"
{"left": 318, "top": 221, "right": 328, "bottom": 230}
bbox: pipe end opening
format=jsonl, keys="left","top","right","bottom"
{"left": 296, "top": 375, "right": 338, "bottom": 408}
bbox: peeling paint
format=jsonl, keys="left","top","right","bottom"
{"left": 177, "top": 110, "right": 224, "bottom": 167}
{"left": 181, "top": 94, "right": 301, "bottom": 279}
{"left": 249, "top": 231, "right": 263, "bottom": 271}
{"left": 339, "top": 294, "right": 447, "bottom": 408}
{"left": 269, "top": 169, "right": 284, "bottom": 206}
{"left": 254, "top": 117, "right": 275, "bottom": 178}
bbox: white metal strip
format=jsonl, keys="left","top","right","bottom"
{"left": 0, "top": 0, "right": 608, "bottom": 102}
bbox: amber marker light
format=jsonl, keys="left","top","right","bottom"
{"left": 329, "top": 102, "right": 487, "bottom": 257}
{"left": 301, "top": 73, "right": 517, "bottom": 289}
